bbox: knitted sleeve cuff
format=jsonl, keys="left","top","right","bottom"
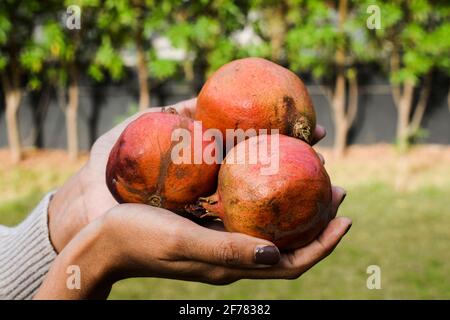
{"left": 0, "top": 192, "right": 58, "bottom": 300}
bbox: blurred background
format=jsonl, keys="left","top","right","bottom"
{"left": 0, "top": 0, "right": 449, "bottom": 299}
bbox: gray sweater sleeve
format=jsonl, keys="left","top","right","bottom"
{"left": 0, "top": 193, "right": 57, "bottom": 300}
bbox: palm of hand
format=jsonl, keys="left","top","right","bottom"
{"left": 79, "top": 100, "right": 197, "bottom": 224}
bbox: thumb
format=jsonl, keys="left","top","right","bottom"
{"left": 181, "top": 224, "right": 281, "bottom": 268}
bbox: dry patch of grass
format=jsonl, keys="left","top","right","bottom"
{"left": 317, "top": 144, "right": 450, "bottom": 191}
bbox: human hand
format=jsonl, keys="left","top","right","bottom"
{"left": 35, "top": 187, "right": 350, "bottom": 299}
{"left": 47, "top": 96, "right": 339, "bottom": 255}
{"left": 47, "top": 99, "right": 197, "bottom": 252}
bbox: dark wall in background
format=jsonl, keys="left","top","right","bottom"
{"left": 0, "top": 69, "right": 449, "bottom": 150}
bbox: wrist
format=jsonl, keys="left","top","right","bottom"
{"left": 48, "top": 165, "right": 89, "bottom": 252}
{"left": 35, "top": 215, "right": 116, "bottom": 299}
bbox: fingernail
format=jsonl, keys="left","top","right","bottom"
{"left": 337, "top": 188, "right": 347, "bottom": 205}
{"left": 344, "top": 222, "right": 352, "bottom": 235}
{"left": 317, "top": 153, "right": 325, "bottom": 165}
{"left": 254, "top": 245, "right": 280, "bottom": 265}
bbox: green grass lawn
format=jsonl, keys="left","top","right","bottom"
{"left": 1, "top": 147, "right": 449, "bottom": 299}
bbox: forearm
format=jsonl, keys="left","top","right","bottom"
{"left": 47, "top": 166, "right": 89, "bottom": 253}
{"left": 34, "top": 217, "right": 115, "bottom": 300}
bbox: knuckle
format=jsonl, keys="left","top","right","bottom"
{"left": 214, "top": 238, "right": 241, "bottom": 266}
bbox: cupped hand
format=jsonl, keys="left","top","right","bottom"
{"left": 47, "top": 96, "right": 342, "bottom": 257}
{"left": 35, "top": 185, "right": 349, "bottom": 299}
{"left": 48, "top": 99, "right": 197, "bottom": 252}
{"left": 105, "top": 185, "right": 349, "bottom": 285}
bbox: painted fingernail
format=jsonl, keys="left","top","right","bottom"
{"left": 340, "top": 192, "right": 347, "bottom": 205}
{"left": 344, "top": 222, "right": 352, "bottom": 235}
{"left": 336, "top": 187, "right": 347, "bottom": 205}
{"left": 315, "top": 152, "right": 323, "bottom": 163}
{"left": 254, "top": 245, "right": 280, "bottom": 265}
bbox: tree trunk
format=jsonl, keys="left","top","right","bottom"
{"left": 66, "top": 66, "right": 79, "bottom": 161}
{"left": 332, "top": 0, "right": 349, "bottom": 158}
{"left": 136, "top": 28, "right": 150, "bottom": 111}
{"left": 332, "top": 72, "right": 347, "bottom": 158}
{"left": 334, "top": 120, "right": 348, "bottom": 159}
{"left": 266, "top": 5, "right": 286, "bottom": 63}
{"left": 396, "top": 81, "right": 414, "bottom": 152}
{"left": 5, "top": 87, "right": 22, "bottom": 163}
{"left": 183, "top": 59, "right": 194, "bottom": 83}
{"left": 447, "top": 85, "right": 450, "bottom": 112}
{"left": 410, "top": 72, "right": 432, "bottom": 133}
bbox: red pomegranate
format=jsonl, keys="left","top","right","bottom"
{"left": 195, "top": 57, "right": 316, "bottom": 145}
{"left": 188, "top": 134, "right": 332, "bottom": 250}
{"left": 106, "top": 110, "right": 220, "bottom": 212}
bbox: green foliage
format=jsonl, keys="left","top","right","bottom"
{"left": 0, "top": 14, "right": 11, "bottom": 45}
{"left": 285, "top": 1, "right": 366, "bottom": 79}
{"left": 89, "top": 36, "right": 124, "bottom": 81}
{"left": 0, "top": 0, "right": 55, "bottom": 83}
{"left": 362, "top": 0, "right": 450, "bottom": 84}
{"left": 94, "top": 0, "right": 176, "bottom": 83}
{"left": 166, "top": 0, "right": 249, "bottom": 76}
{"left": 148, "top": 55, "right": 177, "bottom": 80}
{"left": 0, "top": 0, "right": 449, "bottom": 106}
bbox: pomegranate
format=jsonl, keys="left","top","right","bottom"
{"left": 195, "top": 57, "right": 316, "bottom": 145}
{"left": 106, "top": 110, "right": 220, "bottom": 212}
{"left": 188, "top": 134, "right": 332, "bottom": 250}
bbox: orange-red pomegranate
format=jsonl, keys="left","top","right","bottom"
{"left": 189, "top": 134, "right": 332, "bottom": 250}
{"left": 195, "top": 57, "right": 316, "bottom": 145}
{"left": 106, "top": 110, "right": 220, "bottom": 212}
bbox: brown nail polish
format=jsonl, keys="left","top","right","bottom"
{"left": 344, "top": 223, "right": 352, "bottom": 235}
{"left": 254, "top": 245, "right": 280, "bottom": 265}
{"left": 339, "top": 191, "right": 347, "bottom": 205}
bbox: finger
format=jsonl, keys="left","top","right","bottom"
{"left": 283, "top": 217, "right": 352, "bottom": 271}
{"left": 172, "top": 98, "right": 197, "bottom": 118}
{"left": 331, "top": 186, "right": 347, "bottom": 219}
{"left": 317, "top": 152, "right": 325, "bottom": 165}
{"left": 120, "top": 98, "right": 197, "bottom": 129}
{"left": 180, "top": 224, "right": 281, "bottom": 268}
{"left": 311, "top": 125, "right": 326, "bottom": 145}
{"left": 225, "top": 217, "right": 352, "bottom": 280}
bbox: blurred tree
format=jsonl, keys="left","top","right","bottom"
{"left": 250, "top": 0, "right": 289, "bottom": 64}
{"left": 286, "top": 0, "right": 369, "bottom": 157}
{"left": 94, "top": 0, "right": 177, "bottom": 111}
{"left": 167, "top": 0, "right": 252, "bottom": 92}
{"left": 23, "top": 1, "right": 103, "bottom": 160}
{"left": 0, "top": 0, "right": 46, "bottom": 162}
{"left": 362, "top": 0, "right": 450, "bottom": 151}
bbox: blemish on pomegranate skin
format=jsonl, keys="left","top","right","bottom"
{"left": 267, "top": 198, "right": 281, "bottom": 217}
{"left": 283, "top": 96, "right": 296, "bottom": 113}
{"left": 175, "top": 167, "right": 187, "bottom": 179}
{"left": 282, "top": 96, "right": 296, "bottom": 132}
{"left": 120, "top": 157, "right": 142, "bottom": 182}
